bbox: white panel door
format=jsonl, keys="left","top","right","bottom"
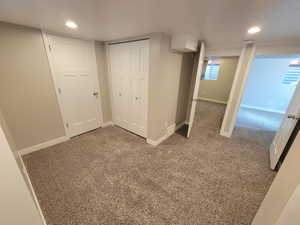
{"left": 187, "top": 42, "right": 205, "bottom": 138}
{"left": 270, "top": 81, "right": 300, "bottom": 169}
{"left": 129, "top": 40, "right": 149, "bottom": 136}
{"left": 109, "top": 40, "right": 148, "bottom": 137}
{"left": 48, "top": 35, "right": 102, "bottom": 137}
{"left": 109, "top": 43, "right": 129, "bottom": 130}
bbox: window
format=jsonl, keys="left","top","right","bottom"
{"left": 203, "top": 60, "right": 220, "bottom": 80}
{"left": 282, "top": 60, "right": 300, "bottom": 85}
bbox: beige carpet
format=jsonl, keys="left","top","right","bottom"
{"left": 233, "top": 107, "right": 284, "bottom": 149}
{"left": 23, "top": 101, "right": 275, "bottom": 225}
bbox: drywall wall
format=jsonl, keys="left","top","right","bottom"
{"left": 199, "top": 57, "right": 238, "bottom": 103}
{"left": 0, "top": 125, "right": 44, "bottom": 225}
{"left": 95, "top": 41, "right": 112, "bottom": 122}
{"left": 185, "top": 50, "right": 200, "bottom": 123}
{"left": 251, "top": 131, "right": 300, "bottom": 225}
{"left": 147, "top": 33, "right": 194, "bottom": 141}
{"left": 160, "top": 34, "right": 195, "bottom": 127}
{"left": 175, "top": 53, "right": 195, "bottom": 124}
{"left": 148, "top": 33, "right": 166, "bottom": 140}
{"left": 0, "top": 108, "right": 34, "bottom": 189}
{"left": 0, "top": 109, "right": 22, "bottom": 167}
{"left": 0, "top": 109, "right": 16, "bottom": 152}
{"left": 0, "top": 22, "right": 65, "bottom": 150}
{"left": 221, "top": 43, "right": 255, "bottom": 136}
{"left": 275, "top": 183, "right": 300, "bottom": 225}
{"left": 241, "top": 57, "right": 297, "bottom": 113}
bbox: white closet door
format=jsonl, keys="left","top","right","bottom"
{"left": 109, "top": 40, "right": 149, "bottom": 137}
{"left": 109, "top": 43, "right": 130, "bottom": 129}
{"left": 48, "top": 35, "right": 101, "bottom": 137}
{"left": 129, "top": 41, "right": 148, "bottom": 136}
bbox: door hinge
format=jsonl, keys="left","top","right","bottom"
{"left": 49, "top": 44, "right": 52, "bottom": 51}
{"left": 65, "top": 123, "right": 69, "bottom": 128}
{"left": 58, "top": 88, "right": 61, "bottom": 94}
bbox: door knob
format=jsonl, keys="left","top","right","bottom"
{"left": 93, "top": 92, "right": 99, "bottom": 96}
{"left": 287, "top": 114, "right": 300, "bottom": 120}
{"left": 135, "top": 97, "right": 138, "bottom": 100}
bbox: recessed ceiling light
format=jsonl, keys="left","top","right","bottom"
{"left": 65, "top": 20, "right": 78, "bottom": 29}
{"left": 248, "top": 26, "right": 261, "bottom": 34}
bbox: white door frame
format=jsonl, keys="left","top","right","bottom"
{"left": 220, "top": 41, "right": 300, "bottom": 138}
{"left": 205, "top": 49, "right": 243, "bottom": 135}
{"left": 220, "top": 41, "right": 300, "bottom": 170}
{"left": 220, "top": 43, "right": 256, "bottom": 137}
{"left": 106, "top": 39, "right": 150, "bottom": 138}
{"left": 41, "top": 31, "right": 104, "bottom": 138}
{"left": 186, "top": 42, "right": 205, "bottom": 138}
{"left": 221, "top": 41, "right": 300, "bottom": 138}
{"left": 185, "top": 43, "right": 242, "bottom": 137}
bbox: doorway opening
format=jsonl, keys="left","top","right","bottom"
{"left": 233, "top": 54, "right": 300, "bottom": 149}
{"left": 195, "top": 56, "right": 239, "bottom": 131}
{"left": 180, "top": 55, "right": 240, "bottom": 137}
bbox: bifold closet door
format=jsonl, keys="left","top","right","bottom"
{"left": 109, "top": 40, "right": 149, "bottom": 137}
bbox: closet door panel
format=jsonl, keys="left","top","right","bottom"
{"left": 129, "top": 41, "right": 148, "bottom": 136}
{"left": 110, "top": 44, "right": 128, "bottom": 128}
{"left": 109, "top": 40, "right": 148, "bottom": 137}
{"left": 119, "top": 46, "right": 130, "bottom": 128}
{"left": 109, "top": 45, "right": 121, "bottom": 125}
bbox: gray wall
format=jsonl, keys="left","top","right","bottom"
{"left": 148, "top": 33, "right": 194, "bottom": 141}
{"left": 95, "top": 41, "right": 112, "bottom": 122}
{"left": 175, "top": 53, "right": 195, "bottom": 124}
{"left": 199, "top": 57, "right": 238, "bottom": 103}
{"left": 0, "top": 22, "right": 65, "bottom": 150}
{"left": 0, "top": 109, "right": 16, "bottom": 152}
{"left": 0, "top": 22, "right": 112, "bottom": 150}
{"left": 0, "top": 22, "right": 193, "bottom": 145}
{"left": 148, "top": 34, "right": 164, "bottom": 140}
{"left": 241, "top": 57, "right": 297, "bottom": 113}
{"left": 0, "top": 125, "right": 44, "bottom": 225}
{"left": 0, "top": 109, "right": 22, "bottom": 168}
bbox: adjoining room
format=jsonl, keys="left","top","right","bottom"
{"left": 233, "top": 55, "right": 300, "bottom": 148}
{"left": 1, "top": 1, "right": 300, "bottom": 225}
{"left": 180, "top": 55, "right": 239, "bottom": 138}
{"left": 195, "top": 56, "right": 239, "bottom": 131}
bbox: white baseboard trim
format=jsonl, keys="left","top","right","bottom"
{"left": 199, "top": 97, "right": 227, "bottom": 105}
{"left": 240, "top": 104, "right": 285, "bottom": 114}
{"left": 167, "top": 123, "right": 176, "bottom": 135}
{"left": 18, "top": 136, "right": 69, "bottom": 156}
{"left": 220, "top": 129, "right": 231, "bottom": 138}
{"left": 146, "top": 137, "right": 165, "bottom": 146}
{"left": 18, "top": 152, "right": 48, "bottom": 225}
{"left": 146, "top": 121, "right": 186, "bottom": 146}
{"left": 102, "top": 121, "right": 114, "bottom": 128}
{"left": 175, "top": 121, "right": 186, "bottom": 131}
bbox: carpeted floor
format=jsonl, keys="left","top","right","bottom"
{"left": 23, "top": 101, "right": 275, "bottom": 225}
{"left": 233, "top": 107, "right": 284, "bottom": 149}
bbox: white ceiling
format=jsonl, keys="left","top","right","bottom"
{"left": 1, "top": 0, "right": 300, "bottom": 46}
